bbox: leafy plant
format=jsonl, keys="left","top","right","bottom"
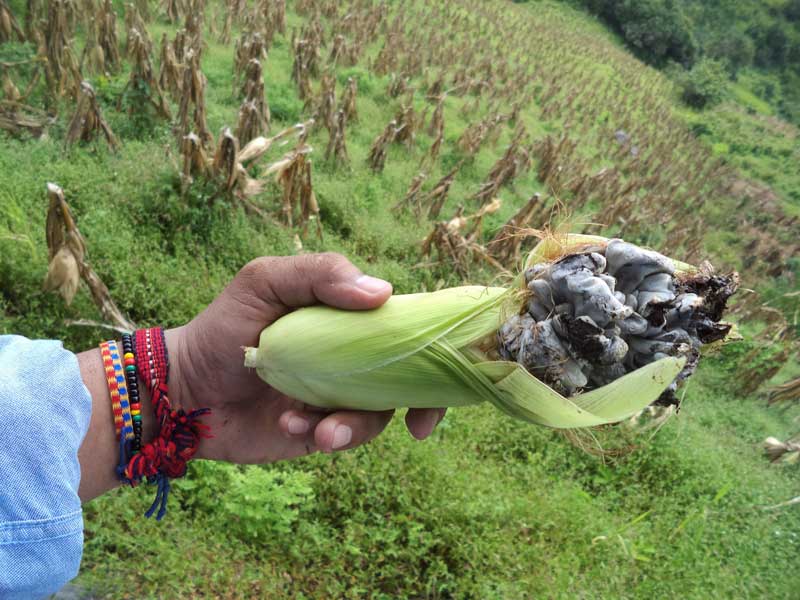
{"left": 178, "top": 462, "right": 315, "bottom": 544}
{"left": 678, "top": 58, "right": 728, "bottom": 108}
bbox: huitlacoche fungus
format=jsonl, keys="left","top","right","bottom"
{"left": 498, "top": 239, "right": 738, "bottom": 403}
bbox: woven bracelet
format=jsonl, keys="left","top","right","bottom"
{"left": 99, "top": 340, "right": 126, "bottom": 438}
{"left": 121, "top": 327, "right": 211, "bottom": 520}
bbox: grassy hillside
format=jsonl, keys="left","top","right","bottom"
{"left": 1, "top": 0, "right": 799, "bottom": 597}
{"left": 561, "top": 0, "right": 800, "bottom": 123}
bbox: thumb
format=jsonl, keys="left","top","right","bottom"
{"left": 231, "top": 253, "right": 393, "bottom": 320}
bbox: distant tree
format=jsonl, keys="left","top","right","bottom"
{"left": 785, "top": 0, "right": 800, "bottom": 22}
{"left": 750, "top": 23, "right": 790, "bottom": 68}
{"left": 706, "top": 31, "right": 755, "bottom": 76}
{"left": 583, "top": 0, "right": 697, "bottom": 67}
{"left": 678, "top": 58, "right": 728, "bottom": 108}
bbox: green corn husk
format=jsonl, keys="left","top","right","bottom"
{"left": 244, "top": 235, "right": 690, "bottom": 428}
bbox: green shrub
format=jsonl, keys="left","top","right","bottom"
{"left": 116, "top": 80, "right": 163, "bottom": 139}
{"left": 336, "top": 66, "right": 378, "bottom": 95}
{"left": 582, "top": 0, "right": 697, "bottom": 67}
{"left": 178, "top": 462, "right": 315, "bottom": 544}
{"left": 678, "top": 58, "right": 728, "bottom": 108}
{"left": 269, "top": 85, "right": 304, "bottom": 123}
{"left": 706, "top": 31, "right": 755, "bottom": 76}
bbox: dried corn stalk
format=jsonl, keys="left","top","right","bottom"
{"left": 367, "top": 119, "right": 398, "bottom": 173}
{"left": 244, "top": 0, "right": 274, "bottom": 46}
{"left": 291, "top": 27, "right": 320, "bottom": 79}
{"left": 423, "top": 162, "right": 462, "bottom": 219}
{"left": 58, "top": 43, "right": 82, "bottom": 100}
{"left": 324, "top": 108, "right": 348, "bottom": 165}
{"left": 0, "top": 100, "right": 48, "bottom": 137}
{"left": 457, "top": 113, "right": 506, "bottom": 156}
{"left": 420, "top": 208, "right": 503, "bottom": 279}
{"left": 206, "top": 2, "right": 218, "bottom": 38}
{"left": 387, "top": 72, "right": 409, "bottom": 98}
{"left": 158, "top": 32, "right": 183, "bottom": 99}
{"left": 120, "top": 28, "right": 171, "bottom": 119}
{"left": 161, "top": 0, "right": 180, "bottom": 23}
{"left": 218, "top": 8, "right": 232, "bottom": 45}
{"left": 177, "top": 127, "right": 246, "bottom": 204}
{"left": 177, "top": 49, "right": 212, "bottom": 146}
{"left": 182, "top": 0, "right": 205, "bottom": 56}
{"left": 488, "top": 193, "right": 548, "bottom": 265}
{"left": 237, "top": 119, "right": 314, "bottom": 164}
{"left": 212, "top": 126, "right": 243, "bottom": 193}
{"left": 1, "top": 67, "right": 21, "bottom": 103}
{"left": 473, "top": 126, "right": 532, "bottom": 205}
{"left": 172, "top": 28, "right": 188, "bottom": 61}
{"left": 134, "top": 0, "right": 150, "bottom": 22}
{"left": 180, "top": 131, "right": 211, "bottom": 193}
{"left": 1, "top": 52, "right": 46, "bottom": 101}
{"left": 764, "top": 436, "right": 800, "bottom": 464}
{"left": 298, "top": 159, "right": 321, "bottom": 239}
{"left": 394, "top": 102, "right": 417, "bottom": 147}
{"left": 0, "top": 0, "right": 25, "bottom": 43}
{"left": 339, "top": 76, "right": 358, "bottom": 123}
{"left": 178, "top": 122, "right": 316, "bottom": 219}
{"left": 124, "top": 3, "right": 152, "bottom": 57}
{"left": 393, "top": 171, "right": 428, "bottom": 217}
{"left": 80, "top": 16, "right": 106, "bottom": 75}
{"left": 65, "top": 81, "right": 119, "bottom": 152}
{"left": 427, "top": 95, "right": 445, "bottom": 137}
{"left": 233, "top": 31, "right": 267, "bottom": 92}
{"left": 263, "top": 143, "right": 321, "bottom": 238}
{"left": 271, "top": 0, "right": 285, "bottom": 34}
{"left": 767, "top": 377, "right": 800, "bottom": 407}
{"left": 464, "top": 197, "right": 503, "bottom": 243}
{"left": 422, "top": 97, "right": 445, "bottom": 168}
{"left": 328, "top": 34, "right": 346, "bottom": 66}
{"left": 44, "top": 183, "right": 135, "bottom": 330}
{"left": 235, "top": 100, "right": 264, "bottom": 147}
{"left": 533, "top": 134, "right": 579, "bottom": 192}
{"left": 180, "top": 127, "right": 267, "bottom": 221}
{"left": 234, "top": 58, "right": 269, "bottom": 144}
{"left": 43, "top": 0, "right": 80, "bottom": 100}
{"left": 316, "top": 71, "right": 336, "bottom": 133}
{"left": 426, "top": 72, "right": 445, "bottom": 101}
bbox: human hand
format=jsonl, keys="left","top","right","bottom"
{"left": 166, "top": 253, "right": 446, "bottom": 464}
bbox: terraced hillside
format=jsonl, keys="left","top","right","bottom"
{"left": 0, "top": 0, "right": 798, "bottom": 597}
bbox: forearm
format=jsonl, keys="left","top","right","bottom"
{"left": 76, "top": 328, "right": 187, "bottom": 502}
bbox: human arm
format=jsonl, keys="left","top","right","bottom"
{"left": 76, "top": 253, "right": 446, "bottom": 501}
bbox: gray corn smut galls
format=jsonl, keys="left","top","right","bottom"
{"left": 498, "top": 239, "right": 736, "bottom": 403}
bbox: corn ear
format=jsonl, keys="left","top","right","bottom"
{"left": 526, "top": 233, "right": 698, "bottom": 274}
{"left": 244, "top": 285, "right": 685, "bottom": 428}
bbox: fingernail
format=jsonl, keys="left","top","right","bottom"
{"left": 423, "top": 411, "right": 439, "bottom": 438}
{"left": 287, "top": 416, "right": 310, "bottom": 435}
{"left": 355, "top": 275, "right": 391, "bottom": 294}
{"left": 332, "top": 425, "right": 352, "bottom": 449}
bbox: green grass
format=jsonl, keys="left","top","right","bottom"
{"left": 1, "top": 0, "right": 799, "bottom": 598}
{"left": 74, "top": 364, "right": 800, "bottom": 598}
{"left": 730, "top": 81, "right": 775, "bottom": 116}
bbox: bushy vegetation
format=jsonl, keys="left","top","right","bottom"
{"left": 579, "top": 0, "right": 698, "bottom": 67}
{"left": 568, "top": 0, "right": 800, "bottom": 122}
{"left": 1, "top": 0, "right": 799, "bottom": 597}
{"left": 677, "top": 58, "right": 728, "bottom": 108}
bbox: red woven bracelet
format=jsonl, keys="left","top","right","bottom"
{"left": 122, "top": 327, "right": 211, "bottom": 520}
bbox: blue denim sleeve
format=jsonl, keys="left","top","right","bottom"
{"left": 0, "top": 335, "right": 91, "bottom": 599}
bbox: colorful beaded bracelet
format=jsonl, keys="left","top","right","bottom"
{"left": 121, "top": 333, "right": 142, "bottom": 454}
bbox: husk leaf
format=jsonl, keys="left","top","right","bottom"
{"left": 245, "top": 284, "right": 686, "bottom": 427}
